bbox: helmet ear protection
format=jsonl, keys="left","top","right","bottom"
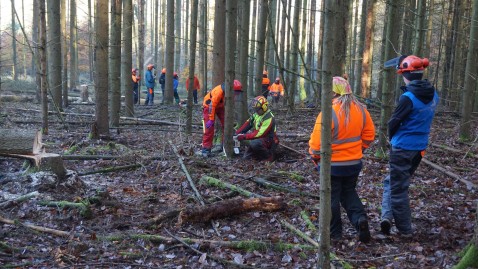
{"left": 397, "top": 55, "right": 429, "bottom": 74}
{"left": 254, "top": 96, "right": 268, "bottom": 112}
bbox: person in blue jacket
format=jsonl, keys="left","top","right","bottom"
{"left": 173, "top": 72, "right": 180, "bottom": 105}
{"left": 159, "top": 68, "right": 166, "bottom": 104}
{"left": 144, "top": 64, "right": 156, "bottom": 105}
{"left": 381, "top": 55, "right": 439, "bottom": 237}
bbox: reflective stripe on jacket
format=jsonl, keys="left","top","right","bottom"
{"left": 308, "top": 101, "right": 375, "bottom": 163}
{"left": 236, "top": 110, "right": 276, "bottom": 141}
{"left": 202, "top": 84, "right": 225, "bottom": 121}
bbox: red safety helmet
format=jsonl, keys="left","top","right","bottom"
{"left": 233, "top": 79, "right": 242, "bottom": 91}
{"left": 397, "top": 55, "right": 429, "bottom": 74}
{"left": 173, "top": 72, "right": 178, "bottom": 77}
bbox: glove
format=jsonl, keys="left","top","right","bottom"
{"left": 237, "top": 134, "right": 246, "bottom": 141}
{"left": 205, "top": 120, "right": 214, "bottom": 129}
{"left": 311, "top": 155, "right": 320, "bottom": 166}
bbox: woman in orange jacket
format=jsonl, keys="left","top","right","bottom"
{"left": 308, "top": 76, "right": 375, "bottom": 243}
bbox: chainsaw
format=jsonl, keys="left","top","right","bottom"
{"left": 233, "top": 136, "right": 241, "bottom": 155}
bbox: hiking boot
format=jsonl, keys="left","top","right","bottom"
{"left": 195, "top": 148, "right": 211, "bottom": 157}
{"left": 380, "top": 219, "right": 392, "bottom": 235}
{"left": 358, "top": 218, "right": 371, "bottom": 243}
{"left": 211, "top": 144, "right": 223, "bottom": 153}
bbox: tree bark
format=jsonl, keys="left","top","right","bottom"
{"left": 109, "top": 0, "right": 122, "bottom": 127}
{"left": 287, "top": 0, "right": 300, "bottom": 112}
{"left": 212, "top": 0, "right": 226, "bottom": 86}
{"left": 238, "top": 0, "right": 250, "bottom": 124}
{"left": 47, "top": 0, "right": 62, "bottom": 109}
{"left": 186, "top": 0, "right": 199, "bottom": 135}
{"left": 178, "top": 197, "right": 286, "bottom": 224}
{"left": 164, "top": 0, "right": 175, "bottom": 104}
{"left": 95, "top": 0, "right": 110, "bottom": 136}
{"left": 70, "top": 0, "right": 78, "bottom": 93}
{"left": 39, "top": 0, "right": 48, "bottom": 134}
{"left": 0, "top": 129, "right": 43, "bottom": 155}
{"left": 61, "top": 0, "right": 68, "bottom": 108}
{"left": 123, "top": 0, "right": 134, "bottom": 117}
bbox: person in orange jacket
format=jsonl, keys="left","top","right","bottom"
{"left": 308, "top": 76, "right": 375, "bottom": 243}
{"left": 132, "top": 68, "right": 141, "bottom": 104}
{"left": 261, "top": 71, "right": 271, "bottom": 98}
{"left": 200, "top": 80, "right": 242, "bottom": 157}
{"left": 269, "top": 77, "right": 284, "bottom": 105}
{"left": 186, "top": 75, "right": 201, "bottom": 104}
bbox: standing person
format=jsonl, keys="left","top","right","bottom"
{"left": 132, "top": 68, "right": 141, "bottom": 104}
{"left": 261, "top": 71, "right": 271, "bottom": 98}
{"left": 269, "top": 77, "right": 284, "bottom": 105}
{"left": 308, "top": 76, "right": 375, "bottom": 243}
{"left": 380, "top": 55, "right": 438, "bottom": 237}
{"left": 173, "top": 72, "right": 180, "bottom": 105}
{"left": 199, "top": 80, "right": 242, "bottom": 157}
{"left": 159, "top": 68, "right": 166, "bottom": 104}
{"left": 144, "top": 64, "right": 156, "bottom": 105}
{"left": 235, "top": 96, "right": 279, "bottom": 161}
{"left": 186, "top": 75, "right": 201, "bottom": 104}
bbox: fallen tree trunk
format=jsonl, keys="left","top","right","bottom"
{"left": 0, "top": 215, "right": 70, "bottom": 237}
{"left": 0, "top": 129, "right": 43, "bottom": 155}
{"left": 422, "top": 158, "right": 476, "bottom": 189}
{"left": 178, "top": 197, "right": 286, "bottom": 225}
{"left": 199, "top": 176, "right": 264, "bottom": 198}
{"left": 0, "top": 191, "right": 39, "bottom": 209}
{"left": 454, "top": 201, "right": 478, "bottom": 269}
{"left": 0, "top": 95, "right": 35, "bottom": 102}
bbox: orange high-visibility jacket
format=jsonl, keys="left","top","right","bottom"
{"left": 132, "top": 75, "right": 140, "bottom": 83}
{"left": 186, "top": 76, "right": 200, "bottom": 91}
{"left": 308, "top": 100, "right": 375, "bottom": 163}
{"left": 269, "top": 82, "right": 284, "bottom": 96}
{"left": 262, "top": 77, "right": 271, "bottom": 90}
{"left": 203, "top": 84, "right": 225, "bottom": 121}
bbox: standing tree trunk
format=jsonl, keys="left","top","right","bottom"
{"left": 88, "top": 0, "right": 94, "bottom": 82}
{"left": 254, "top": 0, "right": 268, "bottom": 97}
{"left": 39, "top": 0, "right": 48, "bottom": 135}
{"left": 70, "top": 0, "right": 78, "bottom": 94}
{"left": 413, "top": 0, "right": 426, "bottom": 56}
{"left": 248, "top": 0, "right": 258, "bottom": 99}
{"left": 138, "top": 0, "right": 145, "bottom": 103}
{"left": 459, "top": 0, "right": 478, "bottom": 140}
{"left": 95, "top": 0, "right": 110, "bottom": 136}
{"left": 377, "top": 0, "right": 403, "bottom": 157}
{"left": 353, "top": 0, "right": 367, "bottom": 96}
{"left": 110, "top": 0, "right": 122, "bottom": 127}
{"left": 318, "top": 1, "right": 335, "bottom": 267}
{"left": 212, "top": 0, "right": 226, "bottom": 86}
{"left": 164, "top": 0, "right": 175, "bottom": 104}
{"left": 299, "top": 0, "right": 308, "bottom": 102}
{"left": 306, "top": 0, "right": 316, "bottom": 101}
{"left": 184, "top": 0, "right": 190, "bottom": 68}
{"left": 287, "top": 0, "right": 300, "bottom": 112}
{"left": 11, "top": 1, "right": 18, "bottom": 81}
{"left": 175, "top": 0, "right": 182, "bottom": 71}
{"left": 186, "top": 0, "right": 199, "bottom": 135}
{"left": 223, "top": 0, "right": 238, "bottom": 158}
{"left": 279, "top": 0, "right": 287, "bottom": 100}
{"left": 238, "top": 0, "right": 250, "bottom": 124}
{"left": 360, "top": 0, "right": 374, "bottom": 98}
{"left": 61, "top": 0, "right": 68, "bottom": 108}
{"left": 154, "top": 0, "right": 159, "bottom": 65}
{"left": 47, "top": 0, "right": 62, "bottom": 110}
{"left": 123, "top": 0, "right": 134, "bottom": 117}
{"left": 198, "top": 0, "right": 207, "bottom": 93}
{"left": 32, "top": 0, "right": 41, "bottom": 102}
{"left": 267, "top": 0, "right": 278, "bottom": 79}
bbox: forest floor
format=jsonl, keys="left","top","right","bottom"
{"left": 0, "top": 94, "right": 477, "bottom": 269}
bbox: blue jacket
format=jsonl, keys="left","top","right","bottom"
{"left": 145, "top": 70, "right": 155, "bottom": 89}
{"left": 389, "top": 80, "right": 439, "bottom": 150}
{"left": 159, "top": 73, "right": 166, "bottom": 90}
{"left": 173, "top": 78, "right": 179, "bottom": 93}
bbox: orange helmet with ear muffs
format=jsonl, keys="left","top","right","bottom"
{"left": 251, "top": 96, "right": 268, "bottom": 113}
{"left": 397, "top": 55, "right": 429, "bottom": 74}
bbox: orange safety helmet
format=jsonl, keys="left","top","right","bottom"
{"left": 396, "top": 55, "right": 429, "bottom": 74}
{"left": 250, "top": 96, "right": 268, "bottom": 113}
{"left": 162, "top": 68, "right": 166, "bottom": 74}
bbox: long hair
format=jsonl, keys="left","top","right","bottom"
{"left": 333, "top": 94, "right": 366, "bottom": 123}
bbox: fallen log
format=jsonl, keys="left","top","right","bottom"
{"left": 0, "top": 129, "right": 43, "bottom": 155}
{"left": 422, "top": 158, "right": 477, "bottom": 190}
{"left": 38, "top": 200, "right": 93, "bottom": 219}
{"left": 0, "top": 215, "right": 71, "bottom": 237}
{"left": 77, "top": 164, "right": 141, "bottom": 176}
{"left": 178, "top": 196, "right": 286, "bottom": 225}
{"left": 0, "top": 191, "right": 39, "bottom": 209}
{"left": 199, "top": 176, "right": 264, "bottom": 198}
{"left": 0, "top": 95, "right": 35, "bottom": 102}
{"left": 250, "top": 177, "right": 320, "bottom": 199}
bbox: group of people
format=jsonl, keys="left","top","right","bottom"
{"left": 135, "top": 54, "right": 438, "bottom": 244}
{"left": 132, "top": 64, "right": 201, "bottom": 105}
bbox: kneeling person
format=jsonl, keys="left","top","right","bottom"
{"left": 235, "top": 96, "right": 279, "bottom": 161}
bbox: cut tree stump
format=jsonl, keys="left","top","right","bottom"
{"left": 178, "top": 196, "right": 286, "bottom": 225}
{"left": 0, "top": 129, "right": 66, "bottom": 178}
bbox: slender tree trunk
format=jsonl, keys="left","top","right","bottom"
{"left": 360, "top": 0, "right": 374, "bottom": 98}
{"left": 164, "top": 0, "right": 175, "bottom": 104}
{"left": 353, "top": 0, "right": 367, "bottom": 96}
{"left": 70, "top": 0, "right": 78, "bottom": 93}
{"left": 154, "top": 0, "right": 159, "bottom": 65}
{"left": 287, "top": 0, "right": 300, "bottom": 112}
{"left": 39, "top": 0, "right": 48, "bottom": 134}
{"left": 318, "top": 1, "right": 335, "bottom": 267}
{"left": 47, "top": 0, "right": 62, "bottom": 110}
{"left": 123, "top": 0, "right": 134, "bottom": 117}
{"left": 88, "top": 0, "right": 94, "bottom": 82}
{"left": 317, "top": 0, "right": 325, "bottom": 102}
{"left": 175, "top": 0, "right": 181, "bottom": 71}
{"left": 32, "top": 0, "right": 41, "bottom": 102}
{"left": 212, "top": 0, "right": 226, "bottom": 86}
{"left": 377, "top": 0, "right": 403, "bottom": 157}
{"left": 254, "top": 0, "right": 269, "bottom": 96}
{"left": 279, "top": 0, "right": 287, "bottom": 100}
{"left": 223, "top": 0, "right": 238, "bottom": 157}
{"left": 459, "top": 0, "right": 478, "bottom": 140}
{"left": 299, "top": 0, "right": 308, "bottom": 102}
{"left": 267, "top": 0, "right": 277, "bottom": 79}
{"left": 238, "top": 0, "right": 250, "bottom": 124}
{"left": 198, "top": 0, "right": 207, "bottom": 93}
{"left": 186, "top": 0, "right": 199, "bottom": 135}
{"left": 306, "top": 0, "right": 316, "bottom": 101}
{"left": 61, "top": 0, "right": 68, "bottom": 108}
{"left": 349, "top": 0, "right": 358, "bottom": 90}
{"left": 11, "top": 1, "right": 18, "bottom": 81}
{"left": 95, "top": 0, "right": 110, "bottom": 136}
{"left": 138, "top": 0, "right": 145, "bottom": 103}
{"left": 160, "top": 0, "right": 166, "bottom": 68}
{"left": 109, "top": 0, "right": 122, "bottom": 127}
{"left": 184, "top": 0, "right": 190, "bottom": 68}
{"left": 442, "top": 0, "right": 455, "bottom": 107}
{"left": 248, "top": 0, "right": 258, "bottom": 99}
{"left": 413, "top": 0, "right": 426, "bottom": 56}
{"left": 376, "top": 2, "right": 389, "bottom": 100}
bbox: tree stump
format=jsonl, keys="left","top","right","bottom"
{"left": 80, "top": 85, "right": 89, "bottom": 102}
